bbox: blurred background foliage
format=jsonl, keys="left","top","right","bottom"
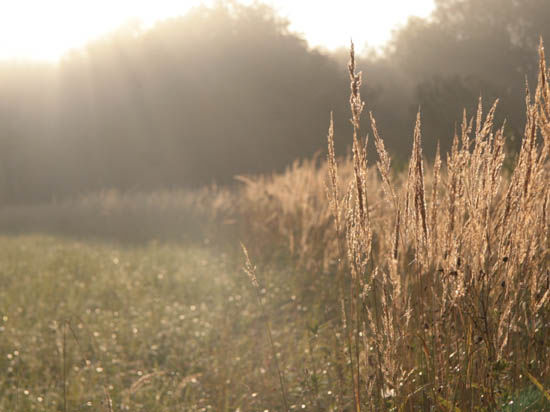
{"left": 1, "top": 0, "right": 549, "bottom": 204}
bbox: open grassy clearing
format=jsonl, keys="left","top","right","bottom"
{"left": 0, "top": 235, "right": 354, "bottom": 411}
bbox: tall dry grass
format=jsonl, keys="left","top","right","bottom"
{"left": 237, "top": 41, "right": 550, "bottom": 410}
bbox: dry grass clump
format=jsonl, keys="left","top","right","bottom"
{"left": 239, "top": 41, "right": 550, "bottom": 410}
{"left": 236, "top": 157, "right": 349, "bottom": 271}
{"left": 235, "top": 144, "right": 386, "bottom": 274}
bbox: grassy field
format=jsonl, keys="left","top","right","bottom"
{"left": 0, "top": 235, "right": 349, "bottom": 411}
{"left": 1, "top": 44, "right": 549, "bottom": 411}
{"left": 0, "top": 232, "right": 547, "bottom": 412}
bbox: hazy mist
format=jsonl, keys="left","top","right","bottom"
{"left": 0, "top": 0, "right": 548, "bottom": 204}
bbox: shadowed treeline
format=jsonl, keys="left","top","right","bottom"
{"left": 0, "top": 3, "right": 348, "bottom": 203}
{"left": 0, "top": 0, "right": 549, "bottom": 204}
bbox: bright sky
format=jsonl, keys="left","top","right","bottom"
{"left": 0, "top": 0, "right": 435, "bottom": 61}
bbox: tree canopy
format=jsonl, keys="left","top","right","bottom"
{"left": 0, "top": 0, "right": 549, "bottom": 203}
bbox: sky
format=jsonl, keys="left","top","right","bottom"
{"left": 0, "top": 0, "right": 435, "bottom": 61}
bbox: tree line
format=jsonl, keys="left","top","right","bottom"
{"left": 1, "top": 0, "right": 548, "bottom": 204}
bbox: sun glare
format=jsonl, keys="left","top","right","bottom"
{"left": 0, "top": 0, "right": 434, "bottom": 61}
{"left": 269, "top": 0, "right": 435, "bottom": 52}
{"left": 0, "top": 1, "right": 204, "bottom": 61}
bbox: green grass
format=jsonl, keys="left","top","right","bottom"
{"left": 498, "top": 386, "right": 550, "bottom": 411}
{"left": 0, "top": 235, "right": 346, "bottom": 411}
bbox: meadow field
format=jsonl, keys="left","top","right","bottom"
{"left": 1, "top": 44, "right": 549, "bottom": 411}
